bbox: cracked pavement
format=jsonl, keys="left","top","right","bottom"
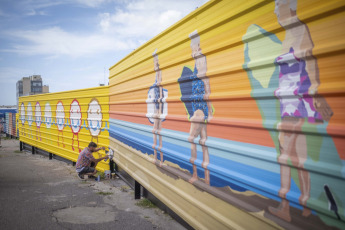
{"left": 0, "top": 138, "right": 186, "bottom": 230}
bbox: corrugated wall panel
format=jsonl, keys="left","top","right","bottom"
{"left": 108, "top": 0, "right": 345, "bottom": 229}
{"left": 18, "top": 86, "right": 110, "bottom": 172}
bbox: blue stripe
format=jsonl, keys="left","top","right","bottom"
{"left": 109, "top": 119, "right": 302, "bottom": 205}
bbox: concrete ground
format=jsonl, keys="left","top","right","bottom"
{"left": 0, "top": 137, "right": 186, "bottom": 230}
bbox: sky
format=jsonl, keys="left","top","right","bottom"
{"left": 0, "top": 0, "right": 209, "bottom": 106}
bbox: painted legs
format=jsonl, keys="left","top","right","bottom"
{"left": 36, "top": 127, "right": 41, "bottom": 141}
{"left": 269, "top": 119, "right": 311, "bottom": 222}
{"left": 152, "top": 118, "right": 163, "bottom": 166}
{"left": 58, "top": 131, "right": 65, "bottom": 148}
{"left": 72, "top": 133, "right": 81, "bottom": 152}
{"left": 188, "top": 110, "right": 210, "bottom": 185}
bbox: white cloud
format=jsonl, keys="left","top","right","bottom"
{"left": 99, "top": 0, "right": 208, "bottom": 39}
{"left": 1, "top": 0, "right": 209, "bottom": 58}
{"left": 2, "top": 27, "right": 138, "bottom": 57}
{"left": 26, "top": 9, "right": 48, "bottom": 16}
{"left": 19, "top": 0, "right": 118, "bottom": 16}
{"left": 20, "top": 0, "right": 65, "bottom": 16}
{"left": 74, "top": 0, "right": 118, "bottom": 8}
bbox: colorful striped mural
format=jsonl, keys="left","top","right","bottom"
{"left": 108, "top": 0, "right": 345, "bottom": 229}
{"left": 14, "top": 0, "right": 345, "bottom": 229}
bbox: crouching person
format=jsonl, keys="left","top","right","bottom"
{"left": 76, "top": 142, "right": 108, "bottom": 180}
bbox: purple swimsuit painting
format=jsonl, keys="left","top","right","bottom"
{"left": 274, "top": 47, "right": 323, "bottom": 123}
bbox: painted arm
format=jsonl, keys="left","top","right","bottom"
{"left": 304, "top": 49, "right": 320, "bottom": 95}
{"left": 294, "top": 26, "right": 319, "bottom": 94}
{"left": 158, "top": 71, "right": 163, "bottom": 116}
{"left": 297, "top": 27, "right": 333, "bottom": 121}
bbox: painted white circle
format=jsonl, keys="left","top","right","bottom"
{"left": 56, "top": 102, "right": 65, "bottom": 131}
{"left": 20, "top": 103, "right": 25, "bottom": 125}
{"left": 35, "top": 102, "right": 42, "bottom": 127}
{"left": 87, "top": 99, "right": 102, "bottom": 137}
{"left": 27, "top": 102, "right": 33, "bottom": 126}
{"left": 70, "top": 100, "right": 81, "bottom": 134}
{"left": 45, "top": 103, "right": 52, "bottom": 129}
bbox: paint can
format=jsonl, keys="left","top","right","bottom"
{"left": 104, "top": 170, "right": 111, "bottom": 179}
{"left": 95, "top": 175, "right": 100, "bottom": 182}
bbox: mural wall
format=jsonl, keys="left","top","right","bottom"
{"left": 19, "top": 86, "right": 110, "bottom": 172}
{"left": 3, "top": 112, "right": 17, "bottom": 137}
{"left": 108, "top": 0, "right": 345, "bottom": 229}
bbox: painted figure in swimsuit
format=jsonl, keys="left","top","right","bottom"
{"left": 268, "top": 0, "right": 333, "bottom": 222}
{"left": 178, "top": 30, "right": 214, "bottom": 185}
{"left": 70, "top": 99, "right": 82, "bottom": 152}
{"left": 56, "top": 101, "right": 65, "bottom": 148}
{"left": 35, "top": 102, "right": 42, "bottom": 141}
{"left": 151, "top": 49, "right": 164, "bottom": 166}
{"left": 20, "top": 102, "right": 26, "bottom": 136}
{"left": 44, "top": 102, "right": 52, "bottom": 143}
{"left": 87, "top": 98, "right": 102, "bottom": 144}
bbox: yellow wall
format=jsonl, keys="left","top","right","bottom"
{"left": 19, "top": 86, "right": 110, "bottom": 172}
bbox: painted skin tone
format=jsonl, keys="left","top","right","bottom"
{"left": 268, "top": 0, "right": 333, "bottom": 222}
{"left": 152, "top": 53, "right": 164, "bottom": 167}
{"left": 188, "top": 34, "right": 213, "bottom": 185}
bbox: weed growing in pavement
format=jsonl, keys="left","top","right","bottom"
{"left": 135, "top": 198, "right": 156, "bottom": 208}
{"left": 120, "top": 185, "right": 130, "bottom": 192}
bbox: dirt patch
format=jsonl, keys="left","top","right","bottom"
{"left": 96, "top": 191, "right": 113, "bottom": 196}
{"left": 53, "top": 206, "right": 116, "bottom": 224}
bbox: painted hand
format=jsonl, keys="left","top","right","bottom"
{"left": 313, "top": 95, "right": 333, "bottom": 122}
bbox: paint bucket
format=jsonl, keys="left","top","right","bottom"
{"left": 104, "top": 170, "right": 111, "bottom": 179}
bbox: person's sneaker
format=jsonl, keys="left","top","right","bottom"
{"left": 77, "top": 173, "right": 85, "bottom": 180}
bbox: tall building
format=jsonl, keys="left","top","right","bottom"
{"left": 16, "top": 75, "right": 49, "bottom": 107}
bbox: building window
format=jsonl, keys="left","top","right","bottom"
{"left": 31, "top": 81, "right": 42, "bottom": 87}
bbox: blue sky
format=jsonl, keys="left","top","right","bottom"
{"left": 0, "top": 0, "right": 208, "bottom": 105}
